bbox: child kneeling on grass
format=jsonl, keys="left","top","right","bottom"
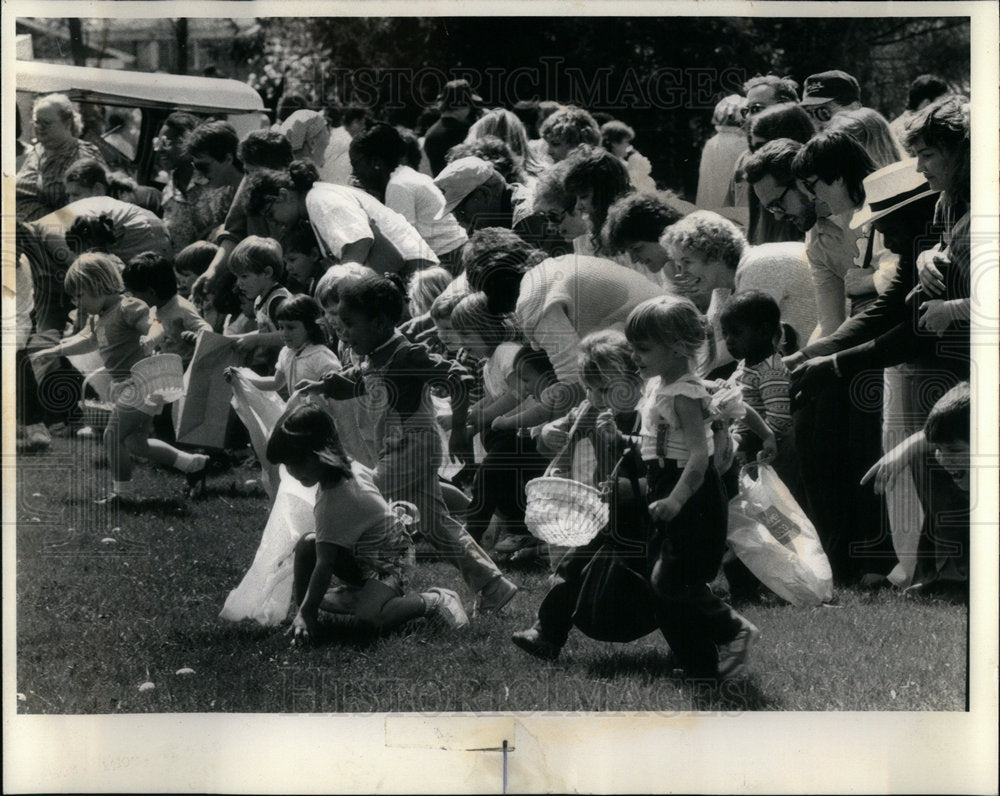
{"left": 269, "top": 403, "right": 469, "bottom": 643}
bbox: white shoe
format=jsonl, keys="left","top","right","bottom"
{"left": 23, "top": 423, "right": 52, "bottom": 451}
{"left": 424, "top": 588, "right": 469, "bottom": 630}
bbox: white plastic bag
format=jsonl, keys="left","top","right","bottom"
{"left": 227, "top": 368, "right": 288, "bottom": 503}
{"left": 219, "top": 467, "right": 318, "bottom": 626}
{"left": 727, "top": 464, "right": 833, "bottom": 606}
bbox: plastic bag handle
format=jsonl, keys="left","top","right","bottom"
{"left": 543, "top": 400, "right": 594, "bottom": 478}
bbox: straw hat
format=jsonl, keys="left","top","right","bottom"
{"left": 850, "top": 158, "right": 937, "bottom": 229}
{"left": 433, "top": 157, "right": 495, "bottom": 218}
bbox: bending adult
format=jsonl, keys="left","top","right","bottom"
{"left": 246, "top": 160, "right": 438, "bottom": 276}
{"left": 463, "top": 227, "right": 664, "bottom": 422}
{"left": 278, "top": 109, "right": 331, "bottom": 171}
{"left": 562, "top": 144, "right": 634, "bottom": 257}
{"left": 16, "top": 93, "right": 105, "bottom": 222}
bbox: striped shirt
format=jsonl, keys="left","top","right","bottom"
{"left": 734, "top": 352, "right": 791, "bottom": 440}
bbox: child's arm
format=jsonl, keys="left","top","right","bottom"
{"left": 739, "top": 405, "right": 778, "bottom": 463}
{"left": 297, "top": 369, "right": 361, "bottom": 400}
{"left": 470, "top": 392, "right": 519, "bottom": 434}
{"left": 291, "top": 541, "right": 340, "bottom": 643}
{"left": 232, "top": 330, "right": 284, "bottom": 354}
{"left": 861, "top": 430, "right": 929, "bottom": 495}
{"left": 492, "top": 395, "right": 560, "bottom": 432}
{"left": 225, "top": 367, "right": 280, "bottom": 391}
{"left": 30, "top": 333, "right": 98, "bottom": 362}
{"left": 649, "top": 395, "right": 710, "bottom": 525}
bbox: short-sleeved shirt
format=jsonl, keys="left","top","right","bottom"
{"left": 305, "top": 182, "right": 438, "bottom": 266}
{"left": 638, "top": 374, "right": 715, "bottom": 463}
{"left": 151, "top": 294, "right": 211, "bottom": 365}
{"left": 385, "top": 165, "right": 467, "bottom": 257}
{"left": 482, "top": 342, "right": 520, "bottom": 402}
{"left": 314, "top": 462, "right": 411, "bottom": 580}
{"left": 79, "top": 295, "right": 150, "bottom": 381}
{"left": 253, "top": 284, "right": 292, "bottom": 335}
{"left": 274, "top": 343, "right": 341, "bottom": 392}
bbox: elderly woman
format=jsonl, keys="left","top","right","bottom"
{"left": 696, "top": 94, "right": 747, "bottom": 210}
{"left": 463, "top": 227, "right": 664, "bottom": 424}
{"left": 247, "top": 160, "right": 437, "bottom": 276}
{"left": 16, "top": 94, "right": 105, "bottom": 222}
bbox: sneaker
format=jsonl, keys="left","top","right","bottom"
{"left": 76, "top": 425, "right": 98, "bottom": 439}
{"left": 423, "top": 588, "right": 469, "bottom": 630}
{"left": 716, "top": 621, "right": 760, "bottom": 680}
{"left": 511, "top": 627, "right": 561, "bottom": 661}
{"left": 22, "top": 423, "right": 52, "bottom": 451}
{"left": 475, "top": 576, "right": 518, "bottom": 614}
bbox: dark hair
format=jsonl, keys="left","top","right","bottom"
{"left": 123, "top": 251, "right": 177, "bottom": 302}
{"left": 283, "top": 224, "right": 320, "bottom": 257}
{"left": 64, "top": 158, "right": 109, "bottom": 190}
{"left": 175, "top": 240, "right": 219, "bottom": 276}
{"left": 749, "top": 103, "right": 815, "bottom": 147}
{"left": 563, "top": 144, "right": 633, "bottom": 251}
{"left": 246, "top": 161, "right": 319, "bottom": 216}
{"left": 350, "top": 122, "right": 406, "bottom": 168}
{"left": 902, "top": 95, "right": 970, "bottom": 202}
{"left": 923, "top": 381, "right": 970, "bottom": 444}
{"left": 602, "top": 191, "right": 683, "bottom": 253}
{"left": 229, "top": 235, "right": 285, "bottom": 280}
{"left": 447, "top": 136, "right": 522, "bottom": 185}
{"left": 397, "top": 126, "right": 423, "bottom": 170}
{"left": 718, "top": 290, "right": 781, "bottom": 340}
{"left": 512, "top": 345, "right": 555, "bottom": 380}
{"left": 238, "top": 129, "right": 294, "bottom": 170}
{"left": 66, "top": 213, "right": 117, "bottom": 254}
{"left": 600, "top": 119, "right": 636, "bottom": 148}
{"left": 743, "top": 74, "right": 800, "bottom": 103}
{"left": 162, "top": 111, "right": 201, "bottom": 139}
{"left": 906, "top": 74, "right": 950, "bottom": 112}
{"left": 276, "top": 93, "right": 309, "bottom": 123}
{"left": 343, "top": 105, "right": 372, "bottom": 127}
{"left": 539, "top": 105, "right": 601, "bottom": 147}
{"left": 742, "top": 138, "right": 803, "bottom": 186}
{"left": 266, "top": 402, "right": 353, "bottom": 482}
{"left": 415, "top": 107, "right": 441, "bottom": 137}
{"left": 186, "top": 121, "right": 240, "bottom": 165}
{"left": 512, "top": 100, "right": 541, "bottom": 139}
{"left": 450, "top": 292, "right": 518, "bottom": 351}
{"left": 274, "top": 293, "right": 326, "bottom": 343}
{"left": 792, "top": 131, "right": 876, "bottom": 207}
{"left": 338, "top": 271, "right": 407, "bottom": 324}
{"left": 462, "top": 227, "right": 547, "bottom": 314}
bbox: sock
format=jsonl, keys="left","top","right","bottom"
{"left": 175, "top": 451, "right": 209, "bottom": 474}
{"left": 420, "top": 593, "right": 439, "bottom": 616}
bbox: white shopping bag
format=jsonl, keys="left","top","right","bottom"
{"left": 727, "top": 464, "right": 834, "bottom": 606}
{"left": 227, "top": 368, "right": 287, "bottom": 504}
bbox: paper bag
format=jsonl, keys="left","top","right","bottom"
{"left": 174, "top": 331, "right": 240, "bottom": 449}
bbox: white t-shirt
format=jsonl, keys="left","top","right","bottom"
{"left": 317, "top": 126, "right": 354, "bottom": 185}
{"left": 305, "top": 182, "right": 438, "bottom": 265}
{"left": 385, "top": 165, "right": 467, "bottom": 257}
{"left": 482, "top": 342, "right": 520, "bottom": 402}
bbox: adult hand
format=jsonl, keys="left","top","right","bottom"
{"left": 789, "top": 355, "right": 838, "bottom": 406}
{"left": 916, "top": 246, "right": 947, "bottom": 297}
{"left": 918, "top": 299, "right": 953, "bottom": 336}
{"left": 782, "top": 351, "right": 807, "bottom": 373}
{"left": 649, "top": 497, "right": 681, "bottom": 525}
{"left": 861, "top": 447, "right": 908, "bottom": 495}
{"left": 180, "top": 330, "right": 200, "bottom": 345}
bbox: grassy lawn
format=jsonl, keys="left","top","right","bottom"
{"left": 15, "top": 435, "right": 968, "bottom": 714}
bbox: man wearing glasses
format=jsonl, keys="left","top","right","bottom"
{"left": 798, "top": 70, "right": 863, "bottom": 132}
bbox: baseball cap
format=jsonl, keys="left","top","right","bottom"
{"left": 800, "top": 70, "right": 861, "bottom": 107}
{"left": 434, "top": 157, "right": 495, "bottom": 218}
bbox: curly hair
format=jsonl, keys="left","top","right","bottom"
{"left": 902, "top": 94, "right": 970, "bottom": 202}
{"left": 602, "top": 192, "right": 684, "bottom": 253}
{"left": 447, "top": 135, "right": 523, "bottom": 185}
{"left": 462, "top": 227, "right": 547, "bottom": 314}
{"left": 531, "top": 159, "right": 575, "bottom": 213}
{"left": 539, "top": 105, "right": 601, "bottom": 148}
{"left": 658, "top": 210, "right": 747, "bottom": 271}
{"left": 338, "top": 271, "right": 408, "bottom": 323}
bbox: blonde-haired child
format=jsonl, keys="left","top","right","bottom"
{"left": 32, "top": 252, "right": 209, "bottom": 502}
{"left": 228, "top": 236, "right": 291, "bottom": 367}
{"left": 625, "top": 294, "right": 759, "bottom": 681}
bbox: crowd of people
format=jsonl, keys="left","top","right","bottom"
{"left": 15, "top": 66, "right": 972, "bottom": 683}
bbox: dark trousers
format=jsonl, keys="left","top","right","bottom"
{"left": 465, "top": 429, "right": 547, "bottom": 543}
{"left": 647, "top": 459, "right": 743, "bottom": 678}
{"left": 911, "top": 450, "right": 969, "bottom": 587}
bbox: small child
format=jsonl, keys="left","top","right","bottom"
{"left": 512, "top": 330, "right": 649, "bottom": 660}
{"left": 268, "top": 403, "right": 469, "bottom": 643}
{"left": 862, "top": 381, "right": 970, "bottom": 600}
{"left": 227, "top": 236, "right": 292, "bottom": 372}
{"left": 122, "top": 251, "right": 212, "bottom": 368}
{"left": 450, "top": 293, "right": 545, "bottom": 546}
{"left": 314, "top": 262, "right": 376, "bottom": 359}
{"left": 298, "top": 272, "right": 518, "bottom": 613}
{"left": 31, "top": 253, "right": 209, "bottom": 503}
{"left": 409, "top": 266, "right": 454, "bottom": 319}
{"left": 718, "top": 291, "right": 792, "bottom": 458}
{"left": 226, "top": 294, "right": 341, "bottom": 398}
{"left": 174, "top": 241, "right": 219, "bottom": 299}
{"left": 600, "top": 119, "right": 656, "bottom": 194}
{"left": 625, "top": 294, "right": 759, "bottom": 681}
{"left": 282, "top": 226, "right": 326, "bottom": 296}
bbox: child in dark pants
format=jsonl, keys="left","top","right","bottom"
{"left": 511, "top": 330, "right": 646, "bottom": 659}
{"left": 626, "top": 295, "right": 759, "bottom": 681}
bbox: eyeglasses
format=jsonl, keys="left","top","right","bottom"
{"left": 804, "top": 104, "right": 834, "bottom": 124}
{"left": 799, "top": 176, "right": 820, "bottom": 195}
{"left": 740, "top": 103, "right": 768, "bottom": 118}
{"left": 542, "top": 208, "right": 569, "bottom": 225}
{"left": 764, "top": 184, "right": 793, "bottom": 217}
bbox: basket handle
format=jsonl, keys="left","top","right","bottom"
{"left": 542, "top": 400, "right": 594, "bottom": 478}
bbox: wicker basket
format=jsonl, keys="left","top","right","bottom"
{"left": 524, "top": 475, "right": 609, "bottom": 546}
{"left": 130, "top": 354, "right": 184, "bottom": 403}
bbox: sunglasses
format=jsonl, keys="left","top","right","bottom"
{"left": 542, "top": 208, "right": 569, "bottom": 225}
{"left": 804, "top": 104, "right": 834, "bottom": 123}
{"left": 740, "top": 103, "right": 768, "bottom": 118}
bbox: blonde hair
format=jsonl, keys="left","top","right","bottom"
{"left": 407, "top": 266, "right": 454, "bottom": 316}
{"left": 578, "top": 329, "right": 642, "bottom": 389}
{"left": 825, "top": 107, "right": 903, "bottom": 169}
{"left": 314, "top": 262, "right": 374, "bottom": 307}
{"left": 467, "top": 109, "right": 544, "bottom": 176}
{"left": 659, "top": 210, "right": 747, "bottom": 271}
{"left": 64, "top": 252, "right": 125, "bottom": 298}
{"left": 34, "top": 93, "right": 83, "bottom": 137}
{"left": 625, "top": 294, "right": 715, "bottom": 369}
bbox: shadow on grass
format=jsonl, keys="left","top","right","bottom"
{"left": 585, "top": 648, "right": 779, "bottom": 711}
{"left": 64, "top": 495, "right": 190, "bottom": 514}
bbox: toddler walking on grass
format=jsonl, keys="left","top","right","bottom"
{"left": 31, "top": 253, "right": 209, "bottom": 504}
